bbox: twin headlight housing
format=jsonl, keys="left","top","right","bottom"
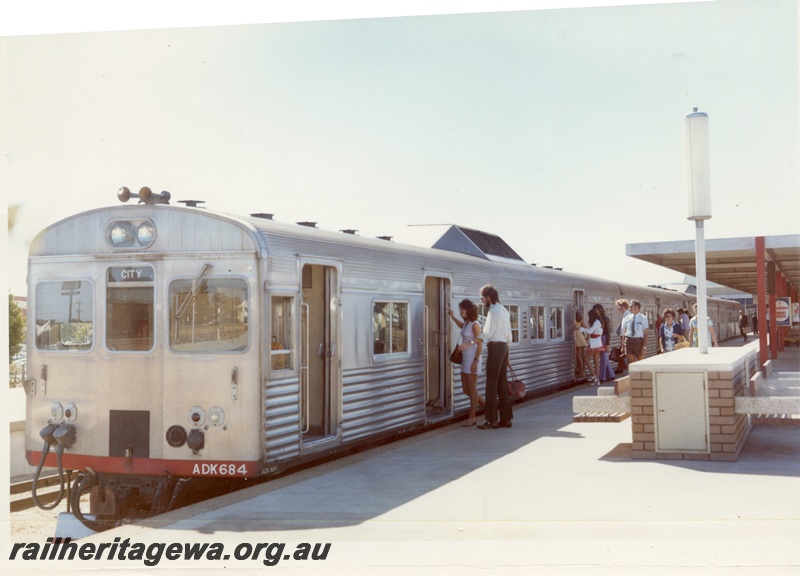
{"left": 106, "top": 219, "right": 156, "bottom": 249}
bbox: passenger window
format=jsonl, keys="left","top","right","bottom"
{"left": 530, "top": 305, "right": 545, "bottom": 341}
{"left": 169, "top": 277, "right": 248, "bottom": 353}
{"left": 477, "top": 304, "right": 487, "bottom": 328}
{"left": 549, "top": 306, "right": 564, "bottom": 340}
{"left": 107, "top": 266, "right": 154, "bottom": 352}
{"left": 373, "top": 302, "right": 409, "bottom": 355}
{"left": 271, "top": 296, "right": 293, "bottom": 370}
{"left": 35, "top": 281, "right": 94, "bottom": 351}
{"left": 507, "top": 305, "right": 520, "bottom": 343}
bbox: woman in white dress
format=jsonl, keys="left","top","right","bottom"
{"left": 448, "top": 299, "right": 485, "bottom": 426}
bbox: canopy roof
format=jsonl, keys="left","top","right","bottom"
{"left": 626, "top": 234, "right": 800, "bottom": 296}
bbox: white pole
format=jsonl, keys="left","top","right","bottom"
{"left": 685, "top": 108, "right": 711, "bottom": 354}
{"left": 695, "top": 220, "right": 709, "bottom": 354}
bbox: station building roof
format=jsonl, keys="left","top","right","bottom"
{"left": 395, "top": 224, "right": 528, "bottom": 266}
{"left": 626, "top": 234, "right": 800, "bottom": 296}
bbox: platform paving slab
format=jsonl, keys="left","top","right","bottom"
{"left": 5, "top": 383, "right": 793, "bottom": 575}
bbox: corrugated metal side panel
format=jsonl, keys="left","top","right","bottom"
{"left": 450, "top": 343, "right": 574, "bottom": 414}
{"left": 341, "top": 362, "right": 425, "bottom": 442}
{"left": 508, "top": 345, "right": 575, "bottom": 394}
{"left": 263, "top": 374, "right": 301, "bottom": 463}
{"left": 262, "top": 230, "right": 434, "bottom": 290}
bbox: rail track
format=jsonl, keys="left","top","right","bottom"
{"left": 10, "top": 473, "right": 73, "bottom": 514}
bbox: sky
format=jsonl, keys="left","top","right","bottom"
{"left": 2, "top": 0, "right": 798, "bottom": 298}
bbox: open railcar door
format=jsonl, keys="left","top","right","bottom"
{"left": 300, "top": 262, "right": 341, "bottom": 447}
{"left": 424, "top": 274, "right": 453, "bottom": 422}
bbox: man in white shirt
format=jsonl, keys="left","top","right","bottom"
{"left": 615, "top": 299, "right": 632, "bottom": 371}
{"left": 621, "top": 299, "right": 649, "bottom": 364}
{"left": 477, "top": 284, "right": 513, "bottom": 429}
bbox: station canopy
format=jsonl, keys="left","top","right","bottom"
{"left": 626, "top": 234, "right": 800, "bottom": 296}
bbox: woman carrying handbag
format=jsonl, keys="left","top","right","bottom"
{"left": 448, "top": 299, "right": 485, "bottom": 426}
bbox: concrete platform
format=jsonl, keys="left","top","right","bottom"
{"left": 35, "top": 381, "right": 798, "bottom": 575}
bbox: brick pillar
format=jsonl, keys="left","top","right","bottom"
{"left": 707, "top": 369, "right": 749, "bottom": 461}
{"left": 631, "top": 363, "right": 750, "bottom": 462}
{"left": 630, "top": 370, "right": 655, "bottom": 459}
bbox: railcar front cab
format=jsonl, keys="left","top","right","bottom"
{"left": 25, "top": 195, "right": 263, "bottom": 527}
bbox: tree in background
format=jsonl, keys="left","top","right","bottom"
{"left": 9, "top": 293, "right": 25, "bottom": 361}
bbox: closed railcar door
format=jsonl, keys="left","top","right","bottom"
{"left": 103, "top": 263, "right": 161, "bottom": 465}
{"left": 424, "top": 275, "right": 452, "bottom": 422}
{"left": 300, "top": 263, "right": 341, "bottom": 446}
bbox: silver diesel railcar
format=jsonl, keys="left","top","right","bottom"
{"left": 24, "top": 189, "right": 740, "bottom": 529}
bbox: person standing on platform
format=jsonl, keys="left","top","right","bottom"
{"left": 738, "top": 310, "right": 749, "bottom": 342}
{"left": 688, "top": 302, "right": 718, "bottom": 348}
{"left": 658, "top": 308, "right": 684, "bottom": 353}
{"left": 477, "top": 284, "right": 513, "bottom": 430}
{"left": 575, "top": 310, "right": 588, "bottom": 380}
{"left": 582, "top": 308, "right": 604, "bottom": 385}
{"left": 593, "top": 303, "right": 616, "bottom": 382}
{"left": 622, "top": 299, "right": 649, "bottom": 364}
{"left": 752, "top": 312, "right": 759, "bottom": 335}
{"left": 448, "top": 299, "right": 485, "bottom": 427}
{"left": 616, "top": 299, "right": 632, "bottom": 368}
{"left": 678, "top": 308, "right": 691, "bottom": 334}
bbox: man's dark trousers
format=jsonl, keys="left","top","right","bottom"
{"left": 485, "top": 341, "right": 513, "bottom": 424}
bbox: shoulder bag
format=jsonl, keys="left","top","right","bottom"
{"left": 507, "top": 364, "right": 526, "bottom": 401}
{"left": 450, "top": 341, "right": 462, "bottom": 364}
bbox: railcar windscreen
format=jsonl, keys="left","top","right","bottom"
{"left": 35, "top": 281, "right": 94, "bottom": 350}
{"left": 169, "top": 278, "right": 249, "bottom": 352}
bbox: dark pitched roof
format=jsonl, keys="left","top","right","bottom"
{"left": 398, "top": 224, "right": 527, "bottom": 265}
{"left": 456, "top": 227, "right": 525, "bottom": 262}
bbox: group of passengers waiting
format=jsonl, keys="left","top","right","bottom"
{"left": 446, "top": 286, "right": 723, "bottom": 427}
{"left": 575, "top": 299, "right": 718, "bottom": 385}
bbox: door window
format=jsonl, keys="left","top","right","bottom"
{"left": 271, "top": 296, "right": 293, "bottom": 370}
{"left": 106, "top": 266, "right": 154, "bottom": 352}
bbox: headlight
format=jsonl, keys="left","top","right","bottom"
{"left": 106, "top": 219, "right": 157, "bottom": 249}
{"left": 109, "top": 222, "right": 135, "bottom": 247}
{"left": 137, "top": 222, "right": 156, "bottom": 247}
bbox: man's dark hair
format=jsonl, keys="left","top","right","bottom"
{"left": 480, "top": 284, "right": 500, "bottom": 304}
